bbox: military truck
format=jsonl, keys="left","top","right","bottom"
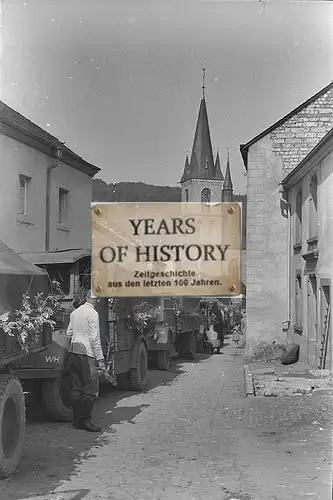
{"left": 11, "top": 250, "right": 202, "bottom": 424}
{"left": 13, "top": 250, "right": 149, "bottom": 421}
{"left": 173, "top": 297, "right": 201, "bottom": 360}
{"left": 0, "top": 241, "right": 52, "bottom": 478}
{"left": 113, "top": 295, "right": 202, "bottom": 369}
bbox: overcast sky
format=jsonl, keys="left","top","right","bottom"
{"left": 1, "top": 0, "right": 332, "bottom": 194}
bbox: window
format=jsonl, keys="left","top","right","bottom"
{"left": 184, "top": 189, "right": 189, "bottom": 202}
{"left": 294, "top": 271, "right": 302, "bottom": 333}
{"left": 309, "top": 175, "right": 318, "bottom": 240}
{"left": 201, "top": 188, "right": 211, "bottom": 203}
{"left": 295, "top": 189, "right": 302, "bottom": 245}
{"left": 58, "top": 188, "right": 69, "bottom": 225}
{"left": 18, "top": 175, "right": 31, "bottom": 215}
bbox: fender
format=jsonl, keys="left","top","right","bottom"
{"left": 14, "top": 329, "right": 70, "bottom": 371}
{"left": 129, "top": 335, "right": 147, "bottom": 369}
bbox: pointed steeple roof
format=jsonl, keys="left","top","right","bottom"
{"left": 180, "top": 154, "right": 191, "bottom": 183}
{"left": 180, "top": 96, "right": 222, "bottom": 183}
{"left": 214, "top": 150, "right": 224, "bottom": 180}
{"left": 223, "top": 151, "right": 233, "bottom": 191}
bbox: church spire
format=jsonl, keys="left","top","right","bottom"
{"left": 222, "top": 149, "right": 233, "bottom": 202}
{"left": 202, "top": 67, "right": 206, "bottom": 99}
{"left": 180, "top": 72, "right": 222, "bottom": 183}
{"left": 180, "top": 154, "right": 190, "bottom": 183}
{"left": 214, "top": 150, "right": 224, "bottom": 180}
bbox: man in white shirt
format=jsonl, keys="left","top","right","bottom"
{"left": 66, "top": 289, "right": 106, "bottom": 432}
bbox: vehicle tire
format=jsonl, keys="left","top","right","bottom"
{"left": 130, "top": 342, "right": 148, "bottom": 391}
{"left": 42, "top": 372, "right": 73, "bottom": 422}
{"left": 0, "top": 375, "right": 26, "bottom": 478}
{"left": 116, "top": 372, "right": 132, "bottom": 391}
{"left": 156, "top": 351, "right": 171, "bottom": 371}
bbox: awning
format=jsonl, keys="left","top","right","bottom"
{"left": 19, "top": 248, "right": 91, "bottom": 266}
{"left": 231, "top": 294, "right": 245, "bottom": 301}
{"left": 0, "top": 240, "right": 47, "bottom": 275}
{"left": 0, "top": 240, "right": 49, "bottom": 318}
{"left": 199, "top": 297, "right": 222, "bottom": 303}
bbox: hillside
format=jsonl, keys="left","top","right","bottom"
{"left": 93, "top": 179, "right": 181, "bottom": 203}
{"left": 92, "top": 178, "right": 246, "bottom": 246}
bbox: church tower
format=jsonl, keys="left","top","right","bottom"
{"left": 180, "top": 71, "right": 233, "bottom": 203}
{"left": 221, "top": 150, "right": 233, "bottom": 202}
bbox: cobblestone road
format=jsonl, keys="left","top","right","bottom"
{"left": 1, "top": 344, "right": 332, "bottom": 500}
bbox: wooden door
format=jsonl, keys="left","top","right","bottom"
{"left": 319, "top": 282, "right": 331, "bottom": 370}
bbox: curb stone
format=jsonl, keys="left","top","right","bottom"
{"left": 312, "top": 388, "right": 333, "bottom": 395}
{"left": 244, "top": 365, "right": 254, "bottom": 396}
{"left": 308, "top": 369, "right": 331, "bottom": 379}
{"left": 245, "top": 363, "right": 333, "bottom": 397}
{"left": 252, "top": 367, "right": 275, "bottom": 376}
{"left": 277, "top": 371, "right": 309, "bottom": 378}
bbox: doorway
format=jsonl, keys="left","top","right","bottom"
{"left": 319, "top": 280, "right": 331, "bottom": 370}
{"left": 307, "top": 275, "right": 317, "bottom": 366}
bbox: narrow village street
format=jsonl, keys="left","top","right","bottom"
{"left": 1, "top": 3, "right": 333, "bottom": 499}
{"left": 1, "top": 341, "right": 331, "bottom": 500}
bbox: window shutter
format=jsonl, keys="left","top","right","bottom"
{"left": 295, "top": 190, "right": 302, "bottom": 244}
{"left": 309, "top": 176, "right": 318, "bottom": 239}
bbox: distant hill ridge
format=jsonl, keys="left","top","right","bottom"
{"left": 92, "top": 178, "right": 246, "bottom": 247}
{"left": 93, "top": 179, "right": 182, "bottom": 203}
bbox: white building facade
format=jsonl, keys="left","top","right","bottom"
{"left": 0, "top": 100, "right": 100, "bottom": 255}
{"left": 282, "top": 128, "right": 333, "bottom": 369}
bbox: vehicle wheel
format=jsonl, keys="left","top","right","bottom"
{"left": 130, "top": 342, "right": 148, "bottom": 391}
{"left": 116, "top": 372, "right": 132, "bottom": 391}
{"left": 0, "top": 375, "right": 25, "bottom": 478}
{"left": 156, "top": 351, "right": 171, "bottom": 371}
{"left": 42, "top": 372, "right": 73, "bottom": 422}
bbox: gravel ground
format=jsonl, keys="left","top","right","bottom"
{"left": 0, "top": 341, "right": 332, "bottom": 500}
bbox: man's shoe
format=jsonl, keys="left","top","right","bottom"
{"left": 80, "top": 418, "right": 101, "bottom": 432}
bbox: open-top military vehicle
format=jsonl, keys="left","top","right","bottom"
{"left": 0, "top": 241, "right": 53, "bottom": 478}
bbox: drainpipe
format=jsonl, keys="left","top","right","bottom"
{"left": 279, "top": 182, "right": 291, "bottom": 333}
{"left": 45, "top": 147, "right": 62, "bottom": 251}
{"left": 286, "top": 194, "right": 292, "bottom": 331}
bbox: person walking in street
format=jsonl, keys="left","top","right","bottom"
{"left": 212, "top": 302, "right": 224, "bottom": 350}
{"left": 66, "top": 289, "right": 106, "bottom": 432}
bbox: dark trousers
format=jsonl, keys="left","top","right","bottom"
{"left": 214, "top": 322, "right": 224, "bottom": 343}
{"left": 67, "top": 353, "right": 99, "bottom": 420}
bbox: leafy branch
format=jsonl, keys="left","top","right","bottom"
{"left": 0, "top": 280, "right": 64, "bottom": 353}
{"left": 127, "top": 302, "right": 156, "bottom": 337}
